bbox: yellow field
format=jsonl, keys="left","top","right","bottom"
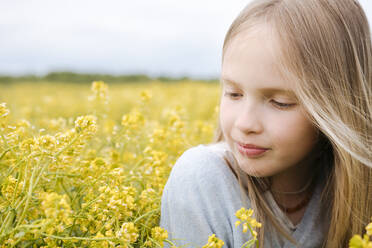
{"left": 0, "top": 80, "right": 224, "bottom": 247}
{"left": 0, "top": 81, "right": 369, "bottom": 248}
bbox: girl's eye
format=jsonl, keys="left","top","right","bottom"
{"left": 224, "top": 92, "right": 242, "bottom": 99}
{"left": 270, "top": 100, "right": 296, "bottom": 109}
{"left": 224, "top": 92, "right": 296, "bottom": 109}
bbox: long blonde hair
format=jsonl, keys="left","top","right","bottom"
{"left": 213, "top": 0, "right": 372, "bottom": 247}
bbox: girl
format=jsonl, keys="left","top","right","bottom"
{"left": 160, "top": 0, "right": 372, "bottom": 247}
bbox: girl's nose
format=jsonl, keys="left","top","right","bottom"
{"left": 234, "top": 101, "right": 263, "bottom": 134}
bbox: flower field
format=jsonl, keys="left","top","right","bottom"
{"left": 0, "top": 80, "right": 221, "bottom": 247}
{"left": 0, "top": 80, "right": 370, "bottom": 248}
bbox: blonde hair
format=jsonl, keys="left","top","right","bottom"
{"left": 213, "top": 0, "right": 372, "bottom": 247}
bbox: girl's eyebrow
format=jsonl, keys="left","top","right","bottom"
{"left": 221, "top": 77, "right": 295, "bottom": 96}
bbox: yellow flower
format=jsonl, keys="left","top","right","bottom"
{"left": 202, "top": 234, "right": 224, "bottom": 248}
{"left": 366, "top": 221, "right": 372, "bottom": 236}
{"left": 235, "top": 207, "right": 253, "bottom": 221}
{"left": 20, "top": 138, "right": 37, "bottom": 153}
{"left": 116, "top": 222, "right": 139, "bottom": 243}
{"left": 235, "top": 220, "right": 241, "bottom": 227}
{"left": 105, "top": 229, "right": 114, "bottom": 237}
{"left": 151, "top": 226, "right": 168, "bottom": 247}
{"left": 0, "top": 102, "right": 10, "bottom": 118}
{"left": 74, "top": 115, "right": 97, "bottom": 137}
{"left": 140, "top": 90, "right": 152, "bottom": 103}
{"left": 139, "top": 187, "right": 158, "bottom": 210}
{"left": 235, "top": 207, "right": 262, "bottom": 228}
{"left": 143, "top": 240, "right": 153, "bottom": 247}
{"left": 234, "top": 207, "right": 261, "bottom": 244}
{"left": 38, "top": 134, "right": 57, "bottom": 153}
{"left": 91, "top": 157, "right": 107, "bottom": 169}
{"left": 349, "top": 234, "right": 372, "bottom": 248}
{"left": 90, "top": 81, "right": 109, "bottom": 103}
{"left": 252, "top": 230, "right": 258, "bottom": 239}
{"left": 149, "top": 128, "right": 167, "bottom": 143}
{"left": 1, "top": 175, "right": 24, "bottom": 201}
{"left": 39, "top": 192, "right": 72, "bottom": 234}
{"left": 121, "top": 108, "right": 145, "bottom": 130}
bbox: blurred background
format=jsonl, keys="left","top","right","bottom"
{"left": 0, "top": 0, "right": 249, "bottom": 80}
{"left": 1, "top": 0, "right": 371, "bottom": 81}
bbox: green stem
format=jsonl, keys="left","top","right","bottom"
{"left": 14, "top": 159, "right": 38, "bottom": 229}
{"left": 0, "top": 209, "right": 15, "bottom": 237}
{"left": 68, "top": 218, "right": 77, "bottom": 237}
{"left": 6, "top": 158, "right": 26, "bottom": 180}
{"left": 9, "top": 135, "right": 81, "bottom": 227}
{"left": 30, "top": 133, "right": 80, "bottom": 196}
{"left": 46, "top": 172, "right": 80, "bottom": 177}
{"left": 0, "top": 148, "right": 10, "bottom": 160}
{"left": 246, "top": 224, "right": 259, "bottom": 248}
{"left": 58, "top": 177, "right": 73, "bottom": 202}
{"left": 133, "top": 209, "right": 159, "bottom": 224}
{"left": 0, "top": 132, "right": 17, "bottom": 158}
{"left": 164, "top": 239, "right": 178, "bottom": 247}
{"left": 53, "top": 134, "right": 80, "bottom": 158}
{"left": 40, "top": 232, "right": 118, "bottom": 241}
{"left": 148, "top": 237, "right": 164, "bottom": 248}
{"left": 240, "top": 239, "right": 256, "bottom": 248}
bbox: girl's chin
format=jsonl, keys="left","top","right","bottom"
{"left": 235, "top": 157, "right": 275, "bottom": 177}
{"left": 236, "top": 162, "right": 265, "bottom": 177}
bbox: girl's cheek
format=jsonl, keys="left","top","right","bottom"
{"left": 219, "top": 103, "right": 234, "bottom": 127}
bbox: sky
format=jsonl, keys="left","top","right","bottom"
{"left": 1, "top": 0, "right": 372, "bottom": 79}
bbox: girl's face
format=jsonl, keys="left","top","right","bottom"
{"left": 220, "top": 24, "right": 319, "bottom": 178}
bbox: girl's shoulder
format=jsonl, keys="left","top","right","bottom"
{"left": 161, "top": 142, "right": 253, "bottom": 248}
{"left": 162, "top": 140, "right": 250, "bottom": 216}
{"left": 163, "top": 142, "right": 245, "bottom": 202}
{"left": 167, "top": 142, "right": 234, "bottom": 186}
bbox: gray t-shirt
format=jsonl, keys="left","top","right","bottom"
{"left": 160, "top": 142, "right": 329, "bottom": 248}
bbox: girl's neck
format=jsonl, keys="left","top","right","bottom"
{"left": 269, "top": 166, "right": 315, "bottom": 195}
{"left": 270, "top": 176, "right": 316, "bottom": 208}
{"left": 269, "top": 161, "right": 318, "bottom": 217}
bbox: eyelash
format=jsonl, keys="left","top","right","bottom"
{"left": 224, "top": 92, "right": 295, "bottom": 109}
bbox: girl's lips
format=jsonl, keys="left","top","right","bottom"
{"left": 237, "top": 143, "right": 269, "bottom": 157}
{"left": 238, "top": 142, "right": 267, "bottom": 149}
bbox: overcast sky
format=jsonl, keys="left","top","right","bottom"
{"left": 1, "top": 0, "right": 372, "bottom": 79}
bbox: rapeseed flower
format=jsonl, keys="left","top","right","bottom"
{"left": 140, "top": 90, "right": 152, "bottom": 103}
{"left": 349, "top": 235, "right": 372, "bottom": 248}
{"left": 367, "top": 220, "right": 372, "bottom": 236}
{"left": 20, "top": 138, "right": 36, "bottom": 153}
{"left": 74, "top": 115, "right": 97, "bottom": 137}
{"left": 349, "top": 218, "right": 372, "bottom": 248}
{"left": 202, "top": 234, "right": 224, "bottom": 248}
{"left": 151, "top": 226, "right": 168, "bottom": 247}
{"left": 121, "top": 108, "right": 145, "bottom": 130}
{"left": 235, "top": 207, "right": 261, "bottom": 240}
{"left": 0, "top": 102, "right": 9, "bottom": 118}
{"left": 116, "top": 222, "right": 139, "bottom": 243}
{"left": 1, "top": 175, "right": 24, "bottom": 201}
{"left": 90, "top": 80, "right": 109, "bottom": 103}
{"left": 37, "top": 134, "right": 57, "bottom": 154}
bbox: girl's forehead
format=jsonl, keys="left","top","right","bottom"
{"left": 225, "top": 23, "right": 280, "bottom": 60}
{"left": 224, "top": 28, "right": 282, "bottom": 73}
{"left": 222, "top": 24, "right": 292, "bottom": 91}
{"left": 229, "top": 22, "right": 278, "bottom": 46}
